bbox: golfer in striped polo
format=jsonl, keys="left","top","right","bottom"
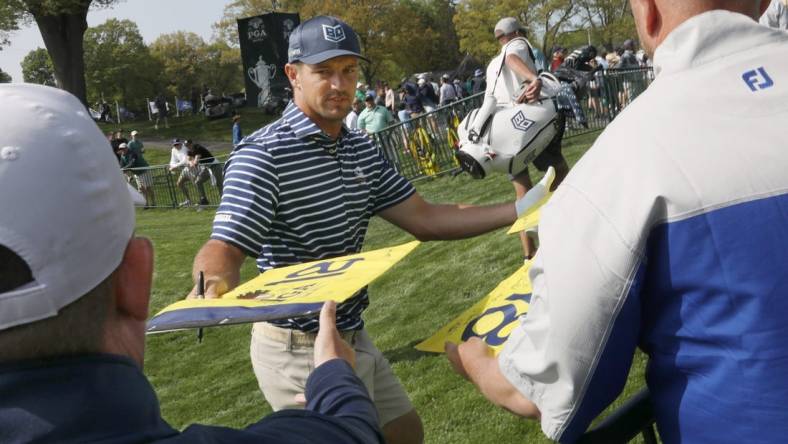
{"left": 190, "top": 16, "right": 533, "bottom": 444}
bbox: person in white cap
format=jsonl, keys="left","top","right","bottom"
{"left": 0, "top": 83, "right": 384, "bottom": 443}
{"left": 484, "top": 16, "right": 570, "bottom": 260}
{"left": 448, "top": 1, "right": 788, "bottom": 443}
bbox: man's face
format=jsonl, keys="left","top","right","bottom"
{"left": 289, "top": 55, "right": 359, "bottom": 125}
{"left": 365, "top": 99, "right": 374, "bottom": 110}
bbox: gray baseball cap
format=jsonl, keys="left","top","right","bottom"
{"left": 287, "top": 16, "right": 369, "bottom": 64}
{"left": 494, "top": 17, "right": 521, "bottom": 38}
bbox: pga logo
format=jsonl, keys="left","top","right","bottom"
{"left": 247, "top": 17, "right": 268, "bottom": 42}
{"left": 322, "top": 24, "right": 346, "bottom": 43}
{"left": 511, "top": 111, "right": 535, "bottom": 132}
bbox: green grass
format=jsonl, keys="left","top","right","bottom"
{"left": 97, "top": 105, "right": 278, "bottom": 143}
{"left": 140, "top": 130, "right": 651, "bottom": 443}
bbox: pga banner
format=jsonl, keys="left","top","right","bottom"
{"left": 416, "top": 261, "right": 533, "bottom": 355}
{"left": 147, "top": 241, "right": 420, "bottom": 334}
{"left": 237, "top": 12, "right": 299, "bottom": 109}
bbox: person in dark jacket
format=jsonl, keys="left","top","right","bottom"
{"left": 0, "top": 83, "right": 384, "bottom": 444}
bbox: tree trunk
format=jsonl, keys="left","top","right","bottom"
{"left": 31, "top": 6, "right": 90, "bottom": 107}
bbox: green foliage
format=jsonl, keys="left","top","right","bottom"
{"left": 453, "top": 0, "right": 532, "bottom": 64}
{"left": 0, "top": 67, "right": 11, "bottom": 82}
{"left": 83, "top": 18, "right": 158, "bottom": 107}
{"left": 138, "top": 130, "right": 650, "bottom": 443}
{"left": 576, "top": 0, "right": 636, "bottom": 50}
{"left": 21, "top": 47, "right": 55, "bottom": 85}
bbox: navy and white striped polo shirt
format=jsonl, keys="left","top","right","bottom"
{"left": 211, "top": 102, "right": 415, "bottom": 332}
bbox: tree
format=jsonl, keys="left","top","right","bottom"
{"left": 149, "top": 31, "right": 209, "bottom": 98}
{"left": 576, "top": 0, "right": 635, "bottom": 50}
{"left": 0, "top": 68, "right": 11, "bottom": 83}
{"left": 201, "top": 40, "right": 244, "bottom": 95}
{"left": 454, "top": 0, "right": 579, "bottom": 63}
{"left": 402, "top": 0, "right": 463, "bottom": 72}
{"left": 0, "top": 0, "right": 118, "bottom": 106}
{"left": 21, "top": 47, "right": 55, "bottom": 85}
{"left": 83, "top": 19, "right": 158, "bottom": 109}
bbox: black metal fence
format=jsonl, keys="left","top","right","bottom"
{"left": 124, "top": 68, "right": 655, "bottom": 208}
{"left": 371, "top": 67, "right": 655, "bottom": 182}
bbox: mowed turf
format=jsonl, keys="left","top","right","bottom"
{"left": 140, "top": 130, "right": 652, "bottom": 444}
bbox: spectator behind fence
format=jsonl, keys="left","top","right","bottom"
{"left": 345, "top": 99, "right": 362, "bottom": 129}
{"left": 117, "top": 142, "right": 154, "bottom": 208}
{"left": 0, "top": 85, "right": 383, "bottom": 444}
{"left": 185, "top": 139, "right": 224, "bottom": 205}
{"left": 448, "top": 2, "right": 788, "bottom": 443}
{"left": 357, "top": 95, "right": 395, "bottom": 134}
{"left": 232, "top": 114, "right": 243, "bottom": 147}
{"left": 439, "top": 74, "right": 458, "bottom": 106}
{"left": 168, "top": 138, "right": 193, "bottom": 207}
{"left": 471, "top": 68, "right": 486, "bottom": 94}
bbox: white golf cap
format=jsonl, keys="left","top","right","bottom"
{"left": 0, "top": 84, "right": 144, "bottom": 331}
{"left": 494, "top": 17, "right": 521, "bottom": 38}
{"left": 130, "top": 130, "right": 138, "bottom": 136}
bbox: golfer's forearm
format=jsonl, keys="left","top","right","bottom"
{"left": 424, "top": 203, "right": 516, "bottom": 240}
{"left": 474, "top": 359, "right": 540, "bottom": 419}
{"left": 192, "top": 239, "right": 245, "bottom": 296}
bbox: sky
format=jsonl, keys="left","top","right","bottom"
{"left": 0, "top": 0, "right": 233, "bottom": 83}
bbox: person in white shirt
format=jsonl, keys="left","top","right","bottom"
{"left": 448, "top": 1, "right": 788, "bottom": 443}
{"left": 480, "top": 17, "right": 570, "bottom": 260}
{"left": 344, "top": 99, "right": 362, "bottom": 130}
{"left": 439, "top": 74, "right": 458, "bottom": 106}
{"left": 168, "top": 138, "right": 193, "bottom": 207}
{"left": 760, "top": 0, "right": 788, "bottom": 28}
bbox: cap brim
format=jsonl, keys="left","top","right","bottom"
{"left": 296, "top": 49, "right": 370, "bottom": 64}
{"left": 126, "top": 183, "right": 146, "bottom": 207}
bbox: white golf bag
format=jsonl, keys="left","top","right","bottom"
{"left": 456, "top": 73, "right": 560, "bottom": 179}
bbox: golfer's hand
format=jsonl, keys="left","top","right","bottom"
{"left": 315, "top": 300, "right": 355, "bottom": 369}
{"left": 186, "top": 277, "right": 229, "bottom": 299}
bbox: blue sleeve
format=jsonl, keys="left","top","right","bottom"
{"left": 233, "top": 124, "right": 242, "bottom": 145}
{"left": 304, "top": 359, "right": 383, "bottom": 442}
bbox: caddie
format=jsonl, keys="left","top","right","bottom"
{"left": 189, "top": 15, "right": 540, "bottom": 444}
{"left": 447, "top": 1, "right": 788, "bottom": 442}
{"left": 483, "top": 17, "right": 570, "bottom": 260}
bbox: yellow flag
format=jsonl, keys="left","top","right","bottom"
{"left": 507, "top": 193, "right": 551, "bottom": 235}
{"left": 147, "top": 241, "right": 420, "bottom": 334}
{"left": 416, "top": 261, "right": 532, "bottom": 355}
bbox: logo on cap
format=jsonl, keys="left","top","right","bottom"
{"left": 322, "top": 24, "right": 346, "bottom": 43}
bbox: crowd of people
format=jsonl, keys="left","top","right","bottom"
{"left": 107, "top": 129, "right": 225, "bottom": 209}
{"left": 2, "top": 2, "right": 788, "bottom": 444}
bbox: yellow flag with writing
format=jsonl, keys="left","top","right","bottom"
{"left": 416, "top": 261, "right": 532, "bottom": 355}
{"left": 147, "top": 241, "right": 420, "bottom": 334}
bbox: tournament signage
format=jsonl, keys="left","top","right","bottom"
{"left": 237, "top": 12, "right": 299, "bottom": 109}
{"left": 146, "top": 241, "right": 420, "bottom": 334}
{"left": 416, "top": 262, "right": 533, "bottom": 355}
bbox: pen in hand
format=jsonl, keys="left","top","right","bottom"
{"left": 197, "top": 271, "right": 205, "bottom": 343}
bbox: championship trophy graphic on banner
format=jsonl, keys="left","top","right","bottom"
{"left": 248, "top": 56, "right": 277, "bottom": 107}
{"left": 237, "top": 13, "right": 300, "bottom": 110}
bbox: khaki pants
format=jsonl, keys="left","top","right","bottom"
{"left": 250, "top": 322, "right": 414, "bottom": 426}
